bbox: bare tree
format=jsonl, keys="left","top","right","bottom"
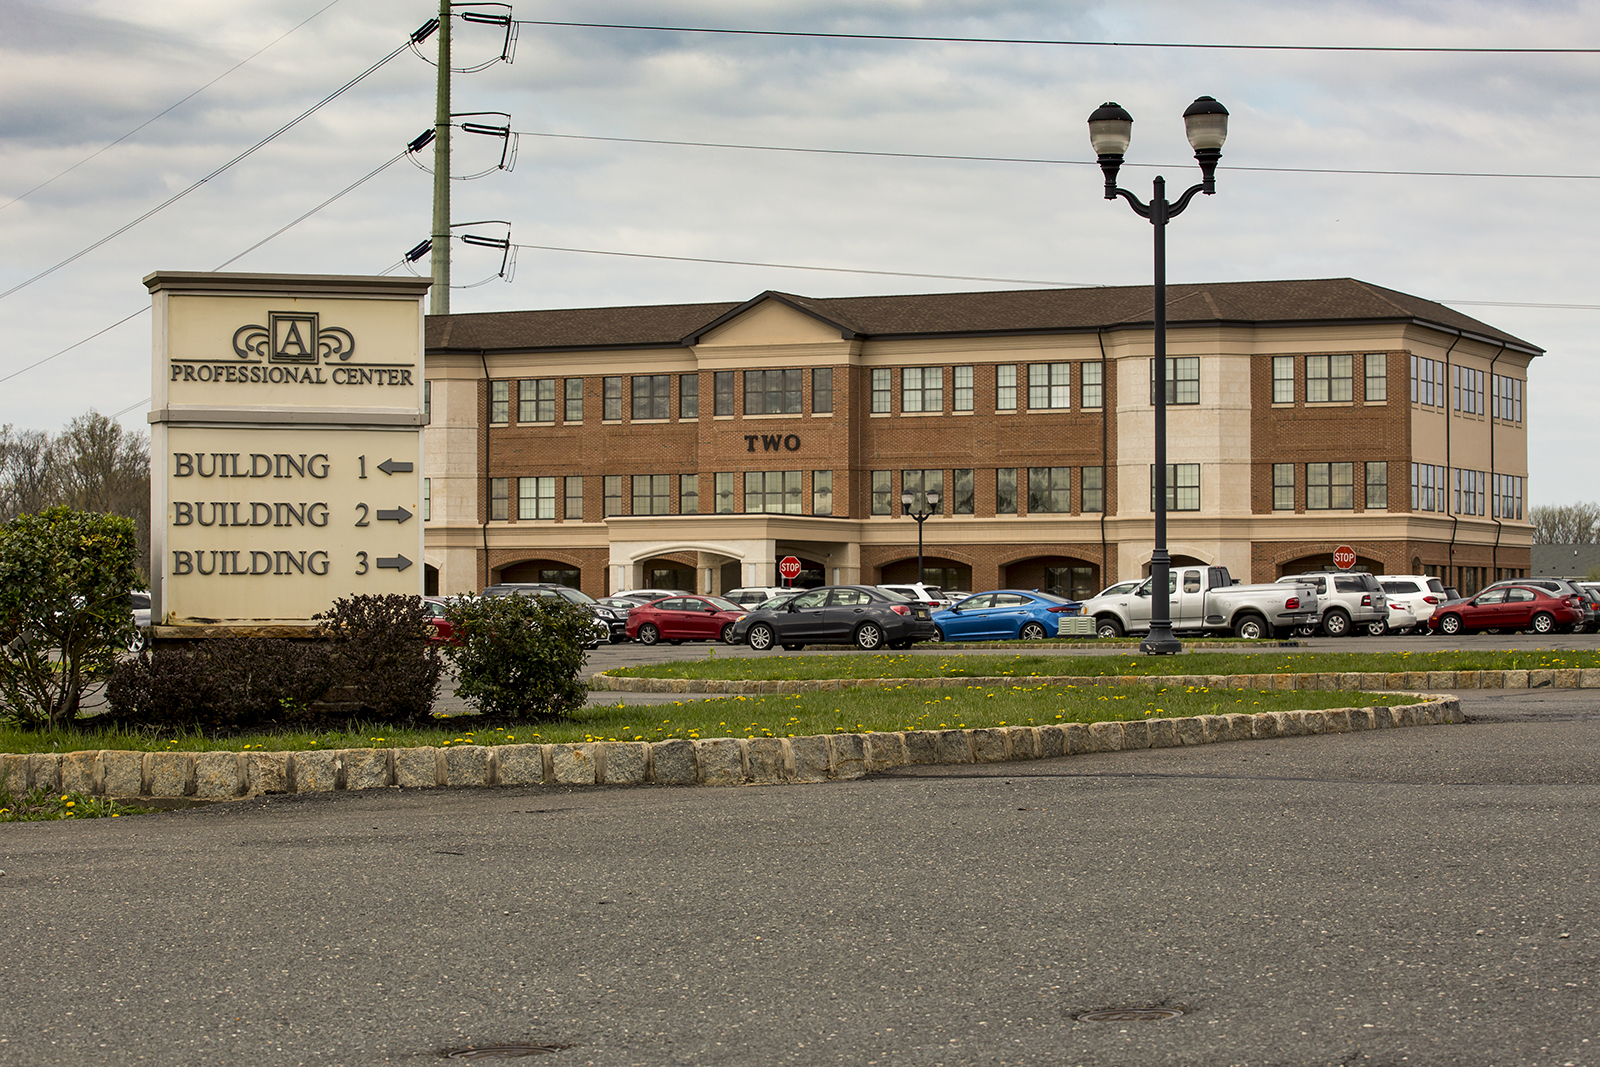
{"left": 1529, "top": 502, "right": 1600, "bottom": 544}
{"left": 0, "top": 426, "right": 59, "bottom": 521}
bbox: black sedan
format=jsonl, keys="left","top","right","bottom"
{"left": 729, "top": 585, "right": 939, "bottom": 651}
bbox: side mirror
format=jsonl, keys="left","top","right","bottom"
{"left": 787, "top": 602, "right": 799, "bottom": 612}
{"left": 1136, "top": 586, "right": 1151, "bottom": 598}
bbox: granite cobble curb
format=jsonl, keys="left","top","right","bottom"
{"left": 4, "top": 690, "right": 1462, "bottom": 801}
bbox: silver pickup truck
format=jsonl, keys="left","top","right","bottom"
{"left": 1081, "top": 564, "right": 1320, "bottom": 640}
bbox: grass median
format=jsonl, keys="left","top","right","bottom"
{"left": 0, "top": 679, "right": 1422, "bottom": 753}
{"left": 607, "top": 648, "right": 1600, "bottom": 681}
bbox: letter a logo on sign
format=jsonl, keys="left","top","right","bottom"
{"left": 269, "top": 312, "right": 319, "bottom": 364}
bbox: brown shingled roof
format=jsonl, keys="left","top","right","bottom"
{"left": 427, "top": 277, "right": 1539, "bottom": 354}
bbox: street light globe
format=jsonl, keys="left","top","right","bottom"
{"left": 925, "top": 491, "right": 941, "bottom": 507}
{"left": 1087, "top": 101, "right": 1133, "bottom": 157}
{"left": 1182, "top": 96, "right": 1229, "bottom": 151}
{"left": 900, "top": 492, "right": 914, "bottom": 507}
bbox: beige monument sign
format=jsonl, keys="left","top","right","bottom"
{"left": 147, "top": 272, "right": 431, "bottom": 630}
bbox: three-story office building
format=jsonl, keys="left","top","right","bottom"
{"left": 422, "top": 277, "right": 1537, "bottom": 599}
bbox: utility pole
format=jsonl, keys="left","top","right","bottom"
{"left": 429, "top": 0, "right": 450, "bottom": 315}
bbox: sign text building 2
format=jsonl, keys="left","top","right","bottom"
{"left": 147, "top": 272, "right": 431, "bottom": 629}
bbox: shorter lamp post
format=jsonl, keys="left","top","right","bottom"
{"left": 901, "top": 490, "right": 941, "bottom": 584}
{"left": 1088, "top": 94, "right": 1229, "bottom": 656}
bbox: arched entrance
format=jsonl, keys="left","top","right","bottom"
{"left": 1276, "top": 551, "right": 1385, "bottom": 577}
{"left": 879, "top": 556, "right": 972, "bottom": 591}
{"left": 1138, "top": 554, "right": 1208, "bottom": 578}
{"left": 1003, "top": 556, "right": 1101, "bottom": 600}
{"left": 636, "top": 556, "right": 696, "bottom": 593}
{"left": 498, "top": 559, "right": 581, "bottom": 587}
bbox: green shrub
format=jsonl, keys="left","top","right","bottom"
{"left": 0, "top": 507, "right": 139, "bottom": 725}
{"left": 106, "top": 639, "right": 341, "bottom": 729}
{"left": 442, "top": 593, "right": 590, "bottom": 719}
{"left": 315, "top": 594, "right": 441, "bottom": 723}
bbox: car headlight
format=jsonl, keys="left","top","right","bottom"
{"left": 595, "top": 608, "right": 616, "bottom": 620}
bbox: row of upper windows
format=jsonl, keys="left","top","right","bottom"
{"left": 1408, "top": 357, "right": 1524, "bottom": 422}
{"left": 1407, "top": 464, "right": 1524, "bottom": 518}
{"left": 1272, "top": 353, "right": 1388, "bottom": 404}
{"left": 1272, "top": 461, "right": 1389, "bottom": 510}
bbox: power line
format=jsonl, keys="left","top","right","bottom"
{"left": 514, "top": 19, "right": 1600, "bottom": 54}
{"left": 0, "top": 39, "right": 412, "bottom": 305}
{"left": 511, "top": 242, "right": 1094, "bottom": 287}
{"left": 0, "top": 0, "right": 346, "bottom": 213}
{"left": 519, "top": 129, "right": 1600, "bottom": 182}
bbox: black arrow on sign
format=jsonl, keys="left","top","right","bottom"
{"left": 377, "top": 458, "right": 414, "bottom": 475}
{"left": 376, "top": 555, "right": 413, "bottom": 572}
{"left": 376, "top": 506, "right": 413, "bottom": 524}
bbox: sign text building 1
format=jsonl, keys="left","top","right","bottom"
{"left": 147, "top": 272, "right": 431, "bottom": 630}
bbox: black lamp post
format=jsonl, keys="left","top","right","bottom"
{"left": 1088, "top": 95, "right": 1229, "bottom": 656}
{"left": 901, "top": 489, "right": 941, "bottom": 584}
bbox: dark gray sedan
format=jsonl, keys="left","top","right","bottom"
{"left": 729, "top": 585, "right": 939, "bottom": 651}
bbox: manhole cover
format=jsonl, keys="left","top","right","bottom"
{"left": 440, "top": 1045, "right": 564, "bottom": 1059}
{"left": 1077, "top": 1008, "right": 1185, "bottom": 1022}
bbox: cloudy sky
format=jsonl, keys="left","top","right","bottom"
{"left": 3, "top": 0, "right": 1597, "bottom": 499}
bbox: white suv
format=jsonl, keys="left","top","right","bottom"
{"left": 1377, "top": 575, "right": 1448, "bottom": 635}
{"left": 876, "top": 583, "right": 953, "bottom": 610}
{"left": 1274, "top": 571, "right": 1388, "bottom": 637}
{"left": 724, "top": 586, "right": 795, "bottom": 608}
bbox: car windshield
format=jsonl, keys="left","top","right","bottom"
{"left": 703, "top": 596, "right": 740, "bottom": 611}
{"left": 755, "top": 594, "right": 799, "bottom": 610}
{"left": 875, "top": 588, "right": 910, "bottom": 602}
{"left": 555, "top": 588, "right": 597, "bottom": 605}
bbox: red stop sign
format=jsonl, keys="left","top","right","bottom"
{"left": 1333, "top": 545, "right": 1357, "bottom": 570}
{"left": 779, "top": 556, "right": 802, "bottom": 580}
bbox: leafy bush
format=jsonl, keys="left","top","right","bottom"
{"left": 315, "top": 594, "right": 441, "bottom": 723}
{"left": 0, "top": 506, "right": 139, "bottom": 725}
{"left": 107, "top": 639, "right": 340, "bottom": 729}
{"left": 442, "top": 593, "right": 590, "bottom": 719}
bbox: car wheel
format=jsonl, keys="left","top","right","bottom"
{"left": 747, "top": 623, "right": 775, "bottom": 651}
{"left": 1321, "top": 609, "right": 1352, "bottom": 637}
{"left": 126, "top": 629, "right": 149, "bottom": 653}
{"left": 854, "top": 622, "right": 886, "bottom": 650}
{"left": 1095, "top": 617, "right": 1123, "bottom": 640}
{"left": 1233, "top": 615, "right": 1267, "bottom": 640}
{"left": 931, "top": 625, "right": 945, "bottom": 642}
{"left": 1292, "top": 624, "right": 1319, "bottom": 637}
{"left": 720, "top": 623, "right": 736, "bottom": 644}
{"left": 1365, "top": 620, "right": 1389, "bottom": 637}
{"left": 1531, "top": 611, "right": 1556, "bottom": 635}
{"left": 637, "top": 623, "right": 660, "bottom": 645}
{"left": 1019, "top": 621, "right": 1048, "bottom": 641}
{"left": 1438, "top": 613, "right": 1463, "bottom": 635}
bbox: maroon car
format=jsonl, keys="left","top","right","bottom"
{"left": 626, "top": 595, "right": 745, "bottom": 645}
{"left": 1427, "top": 585, "right": 1582, "bottom": 636}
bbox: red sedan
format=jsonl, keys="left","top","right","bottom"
{"left": 626, "top": 595, "right": 745, "bottom": 645}
{"left": 1427, "top": 585, "right": 1582, "bottom": 636}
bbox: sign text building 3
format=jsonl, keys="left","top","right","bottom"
{"left": 147, "top": 272, "right": 430, "bottom": 629}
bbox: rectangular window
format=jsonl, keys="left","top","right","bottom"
{"left": 679, "top": 473, "right": 698, "bottom": 515}
{"left": 902, "top": 469, "right": 944, "bottom": 513}
{"left": 812, "top": 367, "right": 833, "bottom": 413}
{"left": 603, "top": 474, "right": 625, "bottom": 516}
{"left": 519, "top": 476, "right": 556, "bottom": 520}
{"left": 1365, "top": 461, "right": 1388, "bottom": 509}
{"left": 564, "top": 476, "right": 583, "bottom": 520}
{"left": 902, "top": 367, "right": 943, "bottom": 413}
{"left": 489, "top": 477, "right": 509, "bottom": 520}
{"left": 742, "top": 471, "right": 801, "bottom": 514}
{"left": 1306, "top": 354, "right": 1353, "bottom": 403}
{"left": 679, "top": 374, "right": 698, "bottom": 419}
{"left": 632, "top": 374, "right": 670, "bottom": 420}
{"left": 564, "top": 378, "right": 583, "bottom": 422}
{"left": 744, "top": 368, "right": 802, "bottom": 415}
{"left": 1272, "top": 356, "right": 1295, "bottom": 404}
{"left": 1081, "top": 466, "right": 1103, "bottom": 513}
{"left": 870, "top": 368, "right": 892, "bottom": 413}
{"left": 996, "top": 468, "right": 1018, "bottom": 514}
{"left": 1028, "top": 363, "right": 1071, "bottom": 409}
{"left": 1151, "top": 464, "right": 1201, "bottom": 511}
{"left": 1273, "top": 463, "right": 1295, "bottom": 510}
{"left": 1027, "top": 467, "right": 1071, "bottom": 512}
{"left": 714, "top": 371, "right": 736, "bottom": 416}
{"left": 871, "top": 470, "right": 893, "bottom": 515}
{"left": 1412, "top": 357, "right": 1445, "bottom": 408}
{"left": 518, "top": 379, "right": 556, "bottom": 423}
{"left": 1493, "top": 374, "right": 1524, "bottom": 422}
{"left": 953, "top": 366, "right": 974, "bottom": 411}
{"left": 1365, "top": 353, "right": 1387, "bottom": 401}
{"left": 1410, "top": 463, "right": 1445, "bottom": 513}
{"left": 1150, "top": 357, "right": 1200, "bottom": 404}
{"left": 423, "top": 477, "right": 430, "bottom": 521}
{"left": 812, "top": 470, "right": 832, "bottom": 515}
{"left": 996, "top": 365, "right": 1017, "bottom": 410}
{"left": 714, "top": 472, "right": 735, "bottom": 513}
{"left": 489, "top": 381, "right": 509, "bottom": 424}
{"left": 602, "top": 377, "right": 623, "bottom": 421}
{"left": 423, "top": 380, "right": 432, "bottom": 422}
{"left": 952, "top": 468, "right": 975, "bottom": 514}
{"left": 632, "top": 474, "right": 671, "bottom": 515}
{"left": 1081, "top": 362, "right": 1103, "bottom": 409}
{"left": 1306, "top": 461, "right": 1354, "bottom": 510}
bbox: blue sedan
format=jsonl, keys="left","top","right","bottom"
{"left": 930, "top": 589, "right": 1081, "bottom": 641}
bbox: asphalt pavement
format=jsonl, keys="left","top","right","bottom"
{"left": 4, "top": 653, "right": 1599, "bottom": 1066}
